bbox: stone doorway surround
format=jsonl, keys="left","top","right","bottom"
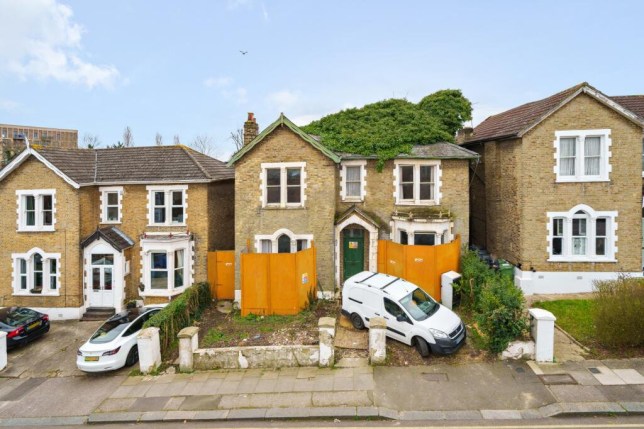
{"left": 334, "top": 206, "right": 379, "bottom": 290}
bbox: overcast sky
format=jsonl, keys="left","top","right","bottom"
{"left": 0, "top": 0, "right": 642, "bottom": 160}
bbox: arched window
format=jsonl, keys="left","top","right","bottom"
{"left": 548, "top": 205, "right": 616, "bottom": 261}
{"left": 277, "top": 234, "right": 291, "bottom": 253}
{"left": 12, "top": 248, "right": 60, "bottom": 295}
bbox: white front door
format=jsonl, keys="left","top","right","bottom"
{"left": 89, "top": 253, "right": 116, "bottom": 307}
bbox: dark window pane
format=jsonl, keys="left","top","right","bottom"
{"left": 92, "top": 268, "right": 100, "bottom": 290}
{"left": 277, "top": 235, "right": 291, "bottom": 253}
{"left": 34, "top": 272, "right": 43, "bottom": 289}
{"left": 297, "top": 239, "right": 307, "bottom": 251}
{"left": 20, "top": 259, "right": 27, "bottom": 274}
{"left": 174, "top": 267, "right": 184, "bottom": 288}
{"left": 420, "top": 165, "right": 432, "bottom": 182}
{"left": 171, "top": 207, "right": 184, "bottom": 223}
{"left": 107, "top": 207, "right": 119, "bottom": 221}
{"left": 26, "top": 212, "right": 35, "bottom": 226}
{"left": 154, "top": 207, "right": 166, "bottom": 223}
{"left": 286, "top": 168, "right": 301, "bottom": 185}
{"left": 34, "top": 254, "right": 43, "bottom": 271}
{"left": 152, "top": 253, "right": 167, "bottom": 269}
{"left": 553, "top": 218, "right": 563, "bottom": 236}
{"left": 104, "top": 268, "right": 112, "bottom": 290}
{"left": 572, "top": 218, "right": 586, "bottom": 236}
{"left": 21, "top": 276, "right": 27, "bottom": 290}
{"left": 172, "top": 191, "right": 183, "bottom": 205}
{"left": 414, "top": 233, "right": 436, "bottom": 246}
{"left": 553, "top": 237, "right": 562, "bottom": 255}
{"left": 419, "top": 183, "right": 432, "bottom": 200}
{"left": 42, "top": 195, "right": 52, "bottom": 210}
{"left": 401, "top": 183, "right": 413, "bottom": 200}
{"left": 287, "top": 186, "right": 301, "bottom": 203}
{"left": 151, "top": 271, "right": 168, "bottom": 289}
{"left": 107, "top": 192, "right": 118, "bottom": 205}
{"left": 596, "top": 218, "right": 606, "bottom": 236}
{"left": 400, "top": 231, "right": 408, "bottom": 245}
{"left": 50, "top": 276, "right": 57, "bottom": 290}
{"left": 266, "top": 169, "right": 280, "bottom": 186}
{"left": 25, "top": 195, "right": 35, "bottom": 210}
{"left": 92, "top": 254, "right": 114, "bottom": 265}
{"left": 401, "top": 166, "right": 413, "bottom": 182}
{"left": 596, "top": 238, "right": 606, "bottom": 255}
{"left": 42, "top": 211, "right": 53, "bottom": 226}
{"left": 267, "top": 187, "right": 280, "bottom": 204}
{"left": 154, "top": 192, "right": 165, "bottom": 206}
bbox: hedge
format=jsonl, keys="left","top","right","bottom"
{"left": 143, "top": 282, "right": 211, "bottom": 354}
{"left": 594, "top": 276, "right": 644, "bottom": 348}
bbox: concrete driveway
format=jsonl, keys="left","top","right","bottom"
{"left": 4, "top": 319, "right": 128, "bottom": 378}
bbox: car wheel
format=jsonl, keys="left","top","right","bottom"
{"left": 125, "top": 346, "right": 139, "bottom": 367}
{"left": 350, "top": 313, "right": 365, "bottom": 330}
{"left": 414, "top": 337, "right": 430, "bottom": 357}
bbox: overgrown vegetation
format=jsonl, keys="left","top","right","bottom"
{"left": 593, "top": 276, "right": 643, "bottom": 348}
{"left": 302, "top": 89, "right": 472, "bottom": 170}
{"left": 144, "top": 282, "right": 211, "bottom": 355}
{"left": 456, "top": 250, "right": 528, "bottom": 353}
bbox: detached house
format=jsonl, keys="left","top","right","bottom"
{"left": 229, "top": 113, "right": 477, "bottom": 300}
{"left": 462, "top": 83, "right": 644, "bottom": 294}
{"left": 0, "top": 145, "right": 233, "bottom": 319}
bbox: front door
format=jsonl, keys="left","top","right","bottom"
{"left": 343, "top": 228, "right": 364, "bottom": 281}
{"left": 90, "top": 253, "right": 115, "bottom": 307}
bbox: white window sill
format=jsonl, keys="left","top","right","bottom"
{"left": 555, "top": 177, "right": 610, "bottom": 183}
{"left": 548, "top": 257, "right": 617, "bottom": 263}
{"left": 342, "top": 197, "right": 364, "bottom": 203}
{"left": 101, "top": 220, "right": 122, "bottom": 225}
{"left": 13, "top": 291, "right": 60, "bottom": 297}
{"left": 261, "top": 205, "right": 306, "bottom": 210}
{"left": 17, "top": 227, "right": 55, "bottom": 233}
{"left": 139, "top": 288, "right": 186, "bottom": 298}
{"left": 395, "top": 200, "right": 439, "bottom": 206}
{"left": 147, "top": 223, "right": 187, "bottom": 227}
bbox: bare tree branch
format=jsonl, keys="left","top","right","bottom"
{"left": 122, "top": 126, "right": 133, "bottom": 147}
{"left": 229, "top": 128, "right": 244, "bottom": 151}
{"left": 155, "top": 132, "right": 163, "bottom": 146}
{"left": 173, "top": 134, "right": 181, "bottom": 146}
{"left": 190, "top": 134, "right": 214, "bottom": 156}
{"left": 82, "top": 133, "right": 101, "bottom": 149}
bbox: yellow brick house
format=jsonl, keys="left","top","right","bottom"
{"left": 462, "top": 83, "right": 644, "bottom": 294}
{"left": 229, "top": 113, "right": 477, "bottom": 301}
{"left": 0, "top": 144, "right": 233, "bottom": 319}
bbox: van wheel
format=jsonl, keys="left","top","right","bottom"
{"left": 125, "top": 346, "right": 139, "bottom": 366}
{"left": 414, "top": 337, "right": 430, "bottom": 357}
{"left": 350, "top": 313, "right": 365, "bottom": 330}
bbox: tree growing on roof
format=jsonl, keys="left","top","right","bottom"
{"left": 155, "top": 132, "right": 163, "bottom": 146}
{"left": 302, "top": 89, "right": 472, "bottom": 170}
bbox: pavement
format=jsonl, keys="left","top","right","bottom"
{"left": 0, "top": 314, "right": 641, "bottom": 426}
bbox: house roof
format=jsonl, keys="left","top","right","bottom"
{"left": 228, "top": 113, "right": 341, "bottom": 165}
{"left": 0, "top": 145, "right": 233, "bottom": 187}
{"left": 81, "top": 226, "right": 135, "bottom": 251}
{"left": 467, "top": 83, "right": 644, "bottom": 143}
{"left": 338, "top": 142, "right": 479, "bottom": 160}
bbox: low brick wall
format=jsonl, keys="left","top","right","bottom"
{"left": 193, "top": 345, "right": 319, "bottom": 370}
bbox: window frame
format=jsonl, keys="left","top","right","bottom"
{"left": 255, "top": 228, "right": 313, "bottom": 253}
{"left": 100, "top": 186, "right": 123, "bottom": 224}
{"left": 16, "top": 189, "right": 56, "bottom": 232}
{"left": 11, "top": 248, "right": 61, "bottom": 296}
{"left": 547, "top": 205, "right": 617, "bottom": 262}
{"left": 146, "top": 185, "right": 188, "bottom": 226}
{"left": 554, "top": 129, "right": 611, "bottom": 183}
{"left": 340, "top": 160, "right": 367, "bottom": 202}
{"left": 140, "top": 235, "right": 192, "bottom": 297}
{"left": 393, "top": 160, "right": 441, "bottom": 206}
{"left": 260, "top": 162, "right": 306, "bottom": 208}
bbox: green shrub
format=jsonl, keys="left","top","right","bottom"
{"left": 457, "top": 250, "right": 494, "bottom": 310}
{"left": 593, "top": 276, "right": 644, "bottom": 348}
{"left": 144, "top": 282, "right": 211, "bottom": 354}
{"left": 475, "top": 275, "right": 528, "bottom": 353}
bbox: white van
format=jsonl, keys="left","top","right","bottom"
{"left": 341, "top": 271, "right": 466, "bottom": 357}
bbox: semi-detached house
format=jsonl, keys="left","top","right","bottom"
{"left": 462, "top": 82, "right": 644, "bottom": 294}
{"left": 0, "top": 145, "right": 233, "bottom": 319}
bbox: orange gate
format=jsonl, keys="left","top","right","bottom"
{"left": 240, "top": 246, "right": 317, "bottom": 316}
{"left": 377, "top": 235, "right": 461, "bottom": 301}
{"left": 207, "top": 250, "right": 235, "bottom": 300}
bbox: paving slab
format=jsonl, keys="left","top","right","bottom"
{"left": 270, "top": 392, "right": 312, "bottom": 408}
{"left": 595, "top": 385, "right": 644, "bottom": 402}
{"left": 480, "top": 409, "right": 522, "bottom": 420}
{"left": 311, "top": 406, "right": 357, "bottom": 417}
{"left": 620, "top": 402, "right": 644, "bottom": 413}
{"left": 227, "top": 408, "right": 267, "bottom": 419}
{"left": 265, "top": 407, "right": 311, "bottom": 418}
{"left": 312, "top": 390, "right": 371, "bottom": 407}
{"left": 88, "top": 412, "right": 141, "bottom": 423}
{"left": 547, "top": 385, "right": 607, "bottom": 402}
{"left": 164, "top": 410, "right": 197, "bottom": 421}
{"left": 254, "top": 378, "right": 277, "bottom": 393}
{"left": 443, "top": 410, "right": 481, "bottom": 420}
{"left": 558, "top": 401, "right": 625, "bottom": 414}
{"left": 399, "top": 410, "right": 445, "bottom": 420}
{"left": 378, "top": 407, "right": 399, "bottom": 419}
{"left": 97, "top": 397, "right": 137, "bottom": 412}
{"left": 179, "top": 395, "right": 222, "bottom": 411}
{"left": 590, "top": 366, "right": 627, "bottom": 385}
{"left": 356, "top": 406, "right": 379, "bottom": 417}
{"left": 139, "top": 411, "right": 167, "bottom": 421}
{"left": 130, "top": 396, "right": 172, "bottom": 412}
{"left": 193, "top": 410, "right": 229, "bottom": 420}
{"left": 613, "top": 368, "right": 644, "bottom": 384}
{"left": 164, "top": 396, "right": 186, "bottom": 410}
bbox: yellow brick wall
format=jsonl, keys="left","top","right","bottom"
{"left": 520, "top": 93, "right": 643, "bottom": 272}
{"left": 0, "top": 157, "right": 82, "bottom": 308}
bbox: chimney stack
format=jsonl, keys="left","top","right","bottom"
{"left": 243, "top": 112, "right": 259, "bottom": 146}
{"left": 456, "top": 127, "right": 474, "bottom": 144}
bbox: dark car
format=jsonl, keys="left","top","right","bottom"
{"left": 0, "top": 307, "right": 50, "bottom": 349}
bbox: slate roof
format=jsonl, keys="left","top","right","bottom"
{"left": 34, "top": 145, "right": 233, "bottom": 185}
{"left": 611, "top": 95, "right": 644, "bottom": 120}
{"left": 338, "top": 142, "right": 478, "bottom": 160}
{"left": 468, "top": 83, "right": 644, "bottom": 143}
{"left": 81, "top": 226, "right": 134, "bottom": 251}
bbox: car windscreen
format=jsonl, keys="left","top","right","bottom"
{"left": 90, "top": 315, "right": 134, "bottom": 343}
{"left": 0, "top": 308, "right": 38, "bottom": 327}
{"left": 399, "top": 288, "right": 439, "bottom": 321}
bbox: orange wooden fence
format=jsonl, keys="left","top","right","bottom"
{"left": 240, "top": 246, "right": 317, "bottom": 316}
{"left": 207, "top": 250, "right": 235, "bottom": 300}
{"left": 377, "top": 235, "right": 461, "bottom": 301}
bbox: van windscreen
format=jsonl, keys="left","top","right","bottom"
{"left": 399, "top": 288, "right": 439, "bottom": 321}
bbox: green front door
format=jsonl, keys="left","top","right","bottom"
{"left": 343, "top": 229, "right": 364, "bottom": 281}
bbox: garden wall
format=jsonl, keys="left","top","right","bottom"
{"left": 193, "top": 345, "right": 319, "bottom": 370}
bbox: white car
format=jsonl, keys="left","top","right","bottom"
{"left": 341, "top": 271, "right": 466, "bottom": 357}
{"left": 77, "top": 306, "right": 162, "bottom": 372}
